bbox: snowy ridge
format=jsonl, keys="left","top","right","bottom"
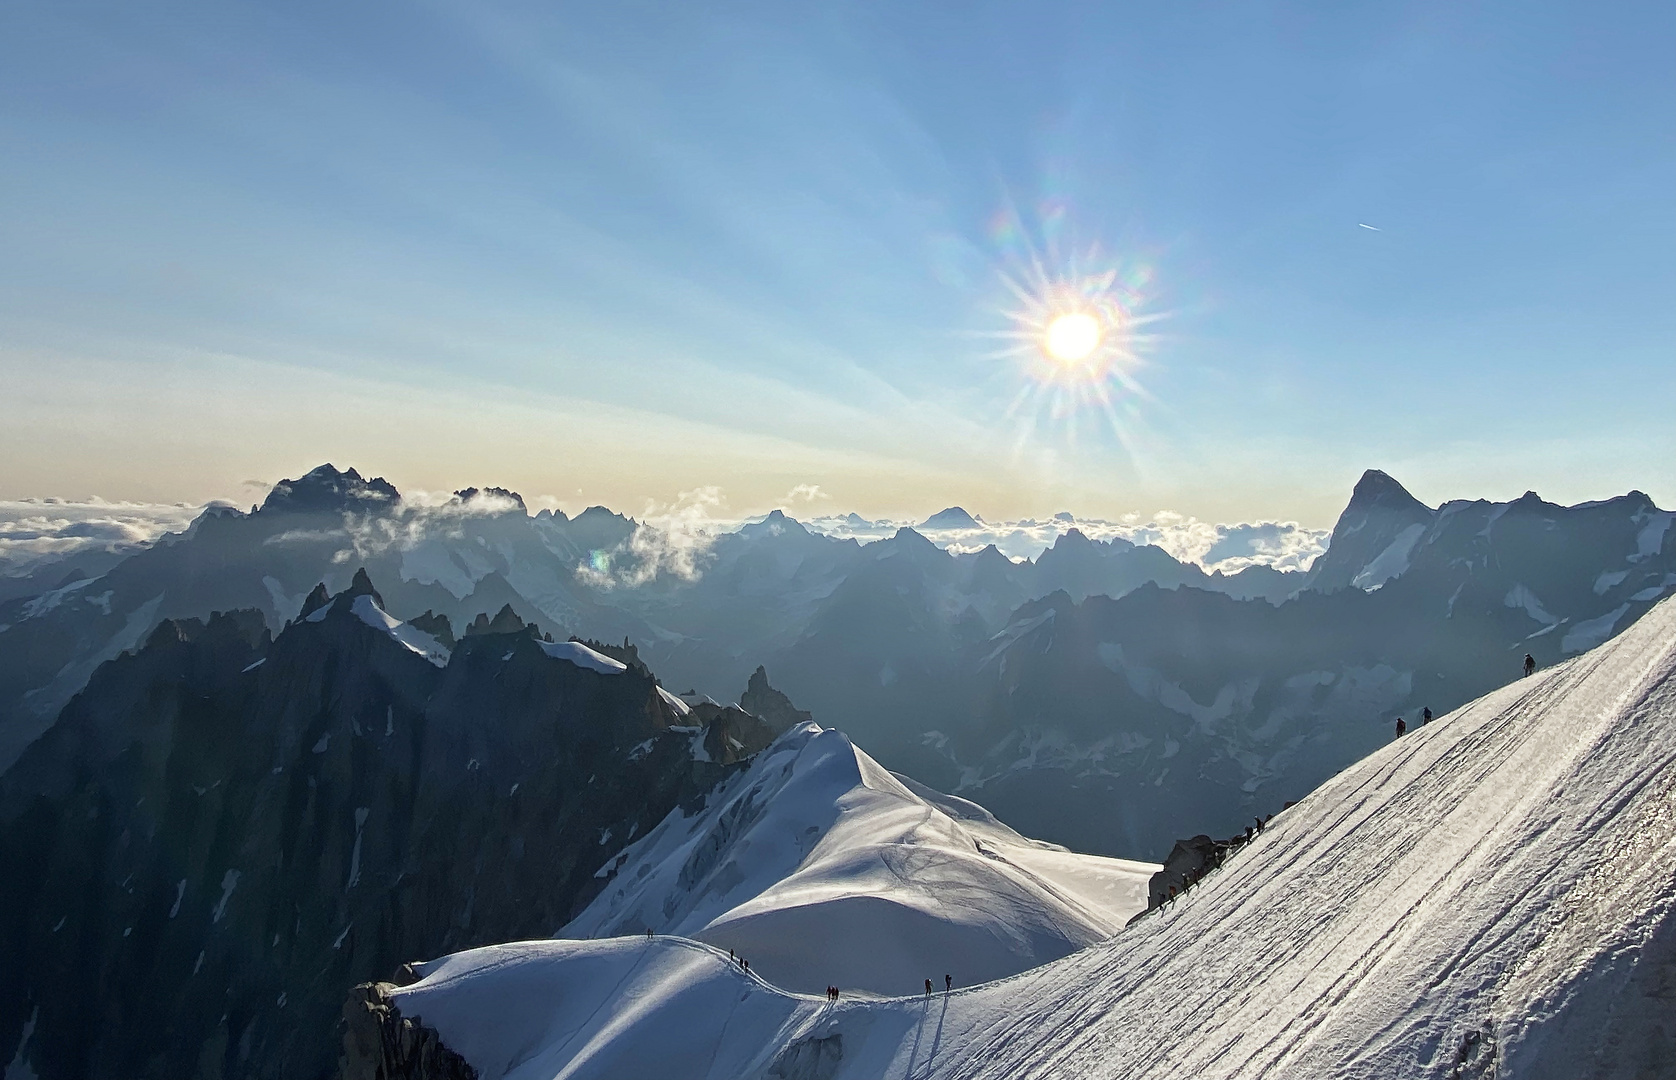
{"left": 389, "top": 595, "right": 1676, "bottom": 1079}
{"left": 562, "top": 722, "right": 1154, "bottom": 996}
{"left": 348, "top": 594, "right": 449, "bottom": 667}
{"left": 537, "top": 639, "right": 627, "bottom": 675}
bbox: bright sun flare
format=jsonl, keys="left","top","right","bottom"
{"left": 983, "top": 228, "right": 1163, "bottom": 449}
{"left": 1044, "top": 312, "right": 1101, "bottom": 363}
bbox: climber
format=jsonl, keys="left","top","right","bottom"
{"left": 1396, "top": 717, "right": 1407, "bottom": 737}
{"left": 945, "top": 974, "right": 953, "bottom": 992}
{"left": 1422, "top": 707, "right": 1433, "bottom": 724}
{"left": 925, "top": 978, "right": 933, "bottom": 995}
{"left": 1524, "top": 653, "right": 1536, "bottom": 677}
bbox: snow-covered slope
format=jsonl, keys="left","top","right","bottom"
{"left": 380, "top": 593, "right": 1676, "bottom": 1080}
{"left": 562, "top": 722, "right": 1154, "bottom": 996}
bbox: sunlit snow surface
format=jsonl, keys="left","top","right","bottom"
{"left": 536, "top": 638, "right": 627, "bottom": 675}
{"left": 564, "top": 723, "right": 1154, "bottom": 996}
{"left": 348, "top": 594, "right": 449, "bottom": 667}
{"left": 389, "top": 595, "right": 1676, "bottom": 1079}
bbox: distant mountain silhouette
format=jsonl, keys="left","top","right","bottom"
{"left": 919, "top": 506, "right": 982, "bottom": 529}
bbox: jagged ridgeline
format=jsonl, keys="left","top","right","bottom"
{"left": 4, "top": 464, "right": 1672, "bottom": 866}
{"left": 0, "top": 570, "right": 797, "bottom": 1080}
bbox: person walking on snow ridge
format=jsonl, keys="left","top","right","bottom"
{"left": 1422, "top": 707, "right": 1432, "bottom": 724}
{"left": 925, "top": 979, "right": 933, "bottom": 995}
{"left": 1395, "top": 717, "right": 1407, "bottom": 737}
{"left": 1525, "top": 653, "right": 1537, "bottom": 677}
{"left": 945, "top": 974, "right": 952, "bottom": 992}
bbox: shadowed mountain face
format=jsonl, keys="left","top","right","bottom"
{"left": 1, "top": 466, "right": 1671, "bottom": 863}
{"left": 1300, "top": 468, "right": 1436, "bottom": 593}
{"left": 0, "top": 467, "right": 1296, "bottom": 776}
{"left": 845, "top": 477, "right": 1676, "bottom": 857}
{"left": 0, "top": 572, "right": 788, "bottom": 1080}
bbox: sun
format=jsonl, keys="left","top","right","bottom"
{"left": 977, "top": 217, "right": 1165, "bottom": 454}
{"left": 1044, "top": 312, "right": 1101, "bottom": 363}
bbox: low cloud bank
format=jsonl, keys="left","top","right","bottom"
{"left": 0, "top": 498, "right": 206, "bottom": 575}
{"left": 0, "top": 487, "right": 1327, "bottom": 586}
{"left": 800, "top": 512, "right": 1328, "bottom": 572}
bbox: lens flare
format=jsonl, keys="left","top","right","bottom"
{"left": 979, "top": 208, "right": 1166, "bottom": 460}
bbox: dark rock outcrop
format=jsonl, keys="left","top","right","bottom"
{"left": 1147, "top": 835, "right": 1221, "bottom": 908}
{"left": 261, "top": 464, "right": 400, "bottom": 516}
{"left": 339, "top": 982, "right": 476, "bottom": 1080}
{"left": 450, "top": 487, "right": 526, "bottom": 513}
{"left": 464, "top": 603, "right": 532, "bottom": 638}
{"left": 405, "top": 612, "right": 455, "bottom": 650}
{"left": 0, "top": 573, "right": 751, "bottom": 1080}
{"left": 740, "top": 666, "right": 813, "bottom": 729}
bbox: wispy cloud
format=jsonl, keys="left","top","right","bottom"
{"left": 780, "top": 484, "right": 829, "bottom": 505}
{"left": 577, "top": 487, "right": 728, "bottom": 589}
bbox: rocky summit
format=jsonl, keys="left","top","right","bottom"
{"left": 0, "top": 571, "right": 798, "bottom": 1080}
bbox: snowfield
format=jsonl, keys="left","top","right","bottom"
{"left": 384, "top": 594, "right": 1676, "bottom": 1079}
{"left": 563, "top": 722, "right": 1155, "bottom": 996}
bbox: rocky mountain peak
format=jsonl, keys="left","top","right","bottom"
{"left": 1345, "top": 469, "right": 1430, "bottom": 516}
{"left": 298, "top": 582, "right": 332, "bottom": 620}
{"left": 465, "top": 603, "right": 535, "bottom": 638}
{"left": 452, "top": 487, "right": 527, "bottom": 513}
{"left": 347, "top": 567, "right": 383, "bottom": 605}
{"left": 406, "top": 611, "right": 456, "bottom": 649}
{"left": 1049, "top": 527, "right": 1096, "bottom": 551}
{"left": 920, "top": 506, "right": 981, "bottom": 530}
{"left": 888, "top": 526, "right": 937, "bottom": 549}
{"left": 741, "top": 509, "right": 811, "bottom": 540}
{"left": 260, "top": 464, "right": 400, "bottom": 516}
{"left": 740, "top": 665, "right": 813, "bottom": 731}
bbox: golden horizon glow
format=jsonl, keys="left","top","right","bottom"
{"left": 1044, "top": 312, "right": 1101, "bottom": 363}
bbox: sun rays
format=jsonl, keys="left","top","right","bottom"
{"left": 980, "top": 220, "right": 1168, "bottom": 460}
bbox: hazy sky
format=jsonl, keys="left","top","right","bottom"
{"left": 3, "top": 1, "right": 1672, "bottom": 524}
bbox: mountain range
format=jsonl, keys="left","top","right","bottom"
{"left": 3, "top": 462, "right": 1674, "bottom": 1079}
{"left": 2, "top": 464, "right": 1671, "bottom": 858}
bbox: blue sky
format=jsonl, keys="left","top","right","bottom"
{"left": 2, "top": 0, "right": 1672, "bottom": 523}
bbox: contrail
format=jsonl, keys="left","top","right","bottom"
{"left": 1357, "top": 223, "right": 1381, "bottom": 231}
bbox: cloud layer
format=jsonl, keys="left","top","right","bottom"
{"left": 1, "top": 490, "right": 1327, "bottom": 587}
{"left": 800, "top": 512, "right": 1328, "bottom": 573}
{"left": 0, "top": 498, "right": 207, "bottom": 575}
